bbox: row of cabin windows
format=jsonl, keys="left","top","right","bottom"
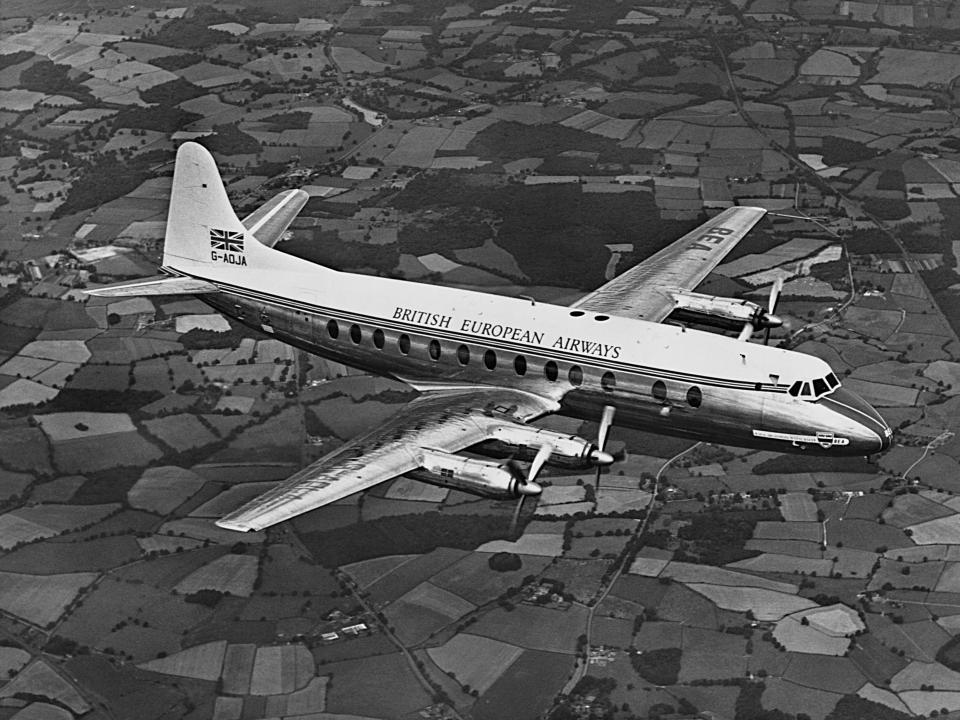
{"left": 323, "top": 319, "right": 702, "bottom": 406}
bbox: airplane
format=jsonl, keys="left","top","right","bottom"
{"left": 88, "top": 142, "right": 892, "bottom": 533}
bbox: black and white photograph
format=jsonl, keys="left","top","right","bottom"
{"left": 0, "top": 1, "right": 957, "bottom": 718}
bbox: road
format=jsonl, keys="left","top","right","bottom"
{"left": 568, "top": 442, "right": 700, "bottom": 687}
{"left": 901, "top": 430, "right": 955, "bottom": 480}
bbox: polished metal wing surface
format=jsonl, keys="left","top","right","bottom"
{"left": 571, "top": 206, "right": 767, "bottom": 321}
{"left": 241, "top": 188, "right": 309, "bottom": 248}
{"left": 216, "top": 387, "right": 559, "bottom": 532}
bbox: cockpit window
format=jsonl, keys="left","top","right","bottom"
{"left": 788, "top": 374, "right": 840, "bottom": 400}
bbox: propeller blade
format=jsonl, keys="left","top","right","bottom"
{"left": 528, "top": 443, "right": 553, "bottom": 484}
{"left": 595, "top": 405, "right": 616, "bottom": 491}
{"left": 510, "top": 494, "right": 525, "bottom": 535}
{"left": 768, "top": 276, "right": 784, "bottom": 315}
{"left": 597, "top": 405, "right": 616, "bottom": 451}
{"left": 737, "top": 322, "right": 755, "bottom": 342}
{"left": 764, "top": 326, "right": 771, "bottom": 346}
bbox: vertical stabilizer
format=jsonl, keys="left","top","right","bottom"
{"left": 163, "top": 142, "right": 258, "bottom": 272}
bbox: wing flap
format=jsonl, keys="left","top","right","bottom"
{"left": 572, "top": 206, "right": 767, "bottom": 321}
{"left": 216, "top": 388, "right": 558, "bottom": 532}
{"left": 84, "top": 275, "right": 219, "bottom": 297}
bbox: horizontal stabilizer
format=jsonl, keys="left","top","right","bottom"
{"left": 85, "top": 275, "right": 219, "bottom": 298}
{"left": 242, "top": 188, "right": 309, "bottom": 248}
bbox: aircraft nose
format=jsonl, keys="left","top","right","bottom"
{"left": 821, "top": 386, "right": 892, "bottom": 453}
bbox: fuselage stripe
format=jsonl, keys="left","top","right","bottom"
{"left": 166, "top": 266, "right": 790, "bottom": 394}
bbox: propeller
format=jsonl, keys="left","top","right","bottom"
{"left": 509, "top": 443, "right": 551, "bottom": 534}
{"left": 763, "top": 276, "right": 784, "bottom": 345}
{"left": 594, "top": 404, "right": 616, "bottom": 491}
{"left": 738, "top": 277, "right": 784, "bottom": 343}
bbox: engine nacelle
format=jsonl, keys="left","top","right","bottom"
{"left": 481, "top": 424, "right": 612, "bottom": 468}
{"left": 669, "top": 291, "right": 781, "bottom": 332}
{"left": 408, "top": 449, "right": 538, "bottom": 500}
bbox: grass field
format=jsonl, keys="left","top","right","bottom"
{"left": 783, "top": 653, "right": 868, "bottom": 694}
{"left": 322, "top": 653, "right": 432, "bottom": 718}
{"left": 662, "top": 562, "right": 797, "bottom": 593}
{"left": 221, "top": 643, "right": 256, "bottom": 694}
{"left": 779, "top": 492, "right": 819, "bottom": 521}
{"left": 341, "top": 553, "right": 419, "bottom": 589}
{"left": 0, "top": 503, "right": 119, "bottom": 549}
{"left": 909, "top": 515, "right": 960, "bottom": 545}
{"left": 142, "top": 414, "right": 219, "bottom": 451}
{"left": 477, "top": 532, "right": 563, "bottom": 557}
{"left": 635, "top": 620, "right": 682, "bottom": 650}
{"left": 174, "top": 553, "right": 258, "bottom": 597}
{"left": 774, "top": 616, "right": 851, "bottom": 655}
{"left": 883, "top": 493, "right": 954, "bottom": 528}
{"left": 249, "top": 644, "right": 314, "bottom": 695}
{"left": 762, "top": 678, "right": 842, "bottom": 720}
{"left": 468, "top": 604, "right": 587, "bottom": 654}
{"left": 0, "top": 535, "right": 140, "bottom": 573}
{"left": 0, "top": 646, "right": 30, "bottom": 677}
{"left": 128, "top": 466, "right": 206, "bottom": 514}
{"left": 0, "top": 570, "right": 97, "bottom": 626}
{"left": 891, "top": 660, "right": 960, "bottom": 691}
{"left": 425, "top": 551, "right": 553, "bottom": 607}
{"left": 52, "top": 432, "right": 163, "bottom": 473}
{"left": 0, "top": 660, "right": 90, "bottom": 714}
{"left": 385, "top": 581, "right": 477, "bottom": 645}
{"left": 679, "top": 627, "right": 747, "bottom": 682}
{"left": 365, "top": 547, "right": 470, "bottom": 606}
{"left": 139, "top": 640, "right": 226, "bottom": 681}
{"left": 36, "top": 412, "right": 135, "bottom": 441}
{"left": 473, "top": 649, "right": 572, "bottom": 720}
{"left": 687, "top": 584, "right": 816, "bottom": 621}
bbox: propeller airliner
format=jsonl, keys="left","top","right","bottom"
{"left": 88, "top": 143, "right": 892, "bottom": 532}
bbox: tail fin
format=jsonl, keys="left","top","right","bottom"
{"left": 162, "top": 142, "right": 259, "bottom": 272}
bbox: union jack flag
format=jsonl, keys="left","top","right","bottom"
{"left": 210, "top": 228, "right": 244, "bottom": 253}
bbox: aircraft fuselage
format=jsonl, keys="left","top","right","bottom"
{"left": 199, "top": 282, "right": 891, "bottom": 458}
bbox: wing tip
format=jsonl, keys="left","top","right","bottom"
{"left": 215, "top": 517, "right": 260, "bottom": 533}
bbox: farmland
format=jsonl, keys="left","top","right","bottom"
{"left": 4, "top": 1, "right": 960, "bottom": 718}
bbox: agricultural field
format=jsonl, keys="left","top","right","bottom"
{"left": 7, "top": 3, "right": 960, "bottom": 719}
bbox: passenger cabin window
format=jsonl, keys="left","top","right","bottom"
{"left": 483, "top": 349, "right": 497, "bottom": 370}
{"left": 373, "top": 329, "right": 385, "bottom": 349}
{"left": 601, "top": 371, "right": 616, "bottom": 392}
{"left": 327, "top": 319, "right": 339, "bottom": 339}
{"left": 398, "top": 334, "right": 411, "bottom": 355}
{"left": 544, "top": 360, "right": 558, "bottom": 381}
{"left": 687, "top": 386, "right": 702, "bottom": 408}
{"left": 568, "top": 365, "right": 583, "bottom": 386}
{"left": 457, "top": 345, "right": 470, "bottom": 366}
{"left": 652, "top": 380, "right": 667, "bottom": 402}
{"left": 350, "top": 324, "right": 362, "bottom": 344}
{"left": 514, "top": 355, "right": 527, "bottom": 376}
{"left": 428, "top": 339, "right": 441, "bottom": 361}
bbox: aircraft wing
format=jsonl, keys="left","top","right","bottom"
{"left": 570, "top": 206, "right": 767, "bottom": 322}
{"left": 241, "top": 188, "right": 309, "bottom": 248}
{"left": 216, "top": 387, "right": 559, "bottom": 532}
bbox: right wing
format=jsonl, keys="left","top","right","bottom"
{"left": 571, "top": 206, "right": 767, "bottom": 322}
{"left": 242, "top": 188, "right": 309, "bottom": 248}
{"left": 216, "top": 387, "right": 558, "bottom": 532}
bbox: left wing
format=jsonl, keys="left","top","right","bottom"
{"left": 216, "top": 387, "right": 558, "bottom": 532}
{"left": 571, "top": 206, "right": 766, "bottom": 321}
